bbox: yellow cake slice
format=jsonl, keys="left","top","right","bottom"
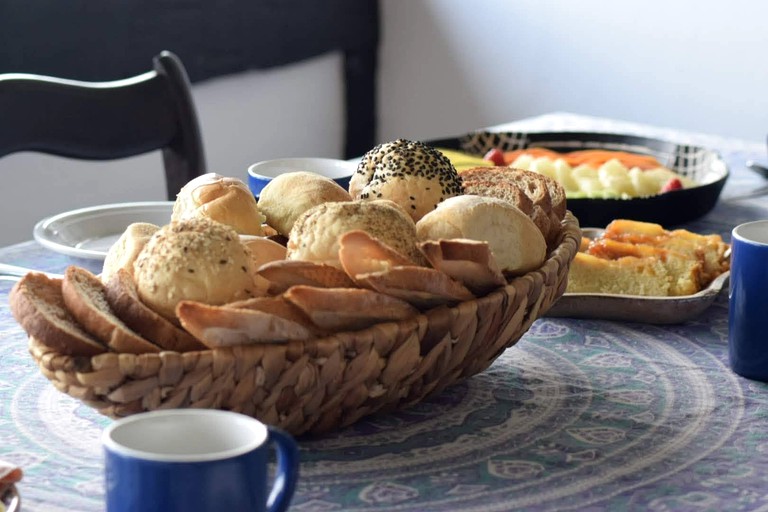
{"left": 567, "top": 252, "right": 671, "bottom": 296}
{"left": 566, "top": 219, "right": 729, "bottom": 297}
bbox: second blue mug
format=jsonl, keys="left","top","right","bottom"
{"left": 102, "top": 409, "right": 299, "bottom": 512}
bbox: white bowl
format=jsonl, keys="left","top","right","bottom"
{"left": 247, "top": 157, "right": 355, "bottom": 197}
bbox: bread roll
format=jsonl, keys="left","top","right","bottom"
{"left": 416, "top": 195, "right": 546, "bottom": 275}
{"left": 257, "top": 171, "right": 351, "bottom": 236}
{"left": 102, "top": 222, "right": 159, "bottom": 283}
{"left": 460, "top": 166, "right": 566, "bottom": 245}
{"left": 172, "top": 173, "right": 265, "bottom": 236}
{"left": 133, "top": 217, "right": 259, "bottom": 321}
{"left": 349, "top": 139, "right": 463, "bottom": 222}
{"left": 287, "top": 199, "right": 425, "bottom": 268}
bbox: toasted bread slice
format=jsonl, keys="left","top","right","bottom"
{"left": 338, "top": 230, "right": 416, "bottom": 277}
{"left": 9, "top": 272, "right": 107, "bottom": 356}
{"left": 352, "top": 266, "right": 475, "bottom": 310}
{"left": 419, "top": 239, "right": 506, "bottom": 295}
{"left": 256, "top": 259, "right": 356, "bottom": 294}
{"left": 105, "top": 269, "right": 206, "bottom": 352}
{"left": 62, "top": 266, "right": 161, "bottom": 354}
{"left": 176, "top": 299, "right": 317, "bottom": 347}
{"left": 284, "top": 285, "right": 418, "bottom": 332}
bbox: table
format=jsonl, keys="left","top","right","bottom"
{"left": 2, "top": 113, "right": 768, "bottom": 511}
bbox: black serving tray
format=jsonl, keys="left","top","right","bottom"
{"left": 428, "top": 131, "right": 729, "bottom": 228}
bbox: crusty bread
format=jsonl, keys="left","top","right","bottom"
{"left": 528, "top": 168, "right": 567, "bottom": 221}
{"left": 350, "top": 139, "right": 464, "bottom": 222}
{"left": 176, "top": 299, "right": 317, "bottom": 347}
{"left": 101, "top": 222, "right": 159, "bottom": 283}
{"left": 61, "top": 266, "right": 161, "bottom": 354}
{"left": 460, "top": 171, "right": 533, "bottom": 213}
{"left": 172, "top": 173, "right": 265, "bottom": 236}
{"left": 133, "top": 217, "right": 260, "bottom": 321}
{"left": 105, "top": 269, "right": 207, "bottom": 352}
{"left": 283, "top": 285, "right": 419, "bottom": 332}
{"left": 9, "top": 272, "right": 107, "bottom": 356}
{"left": 416, "top": 195, "right": 546, "bottom": 275}
{"left": 287, "top": 199, "right": 426, "bottom": 268}
{"left": 418, "top": 238, "right": 506, "bottom": 296}
{"left": 256, "top": 260, "right": 356, "bottom": 294}
{"left": 240, "top": 235, "right": 288, "bottom": 293}
{"left": 338, "top": 230, "right": 475, "bottom": 309}
{"left": 461, "top": 166, "right": 563, "bottom": 244}
{"left": 257, "top": 171, "right": 352, "bottom": 236}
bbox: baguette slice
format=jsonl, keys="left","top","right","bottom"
{"left": 61, "top": 266, "right": 161, "bottom": 354}
{"left": 176, "top": 298, "right": 318, "bottom": 347}
{"left": 105, "top": 269, "right": 207, "bottom": 352}
{"left": 284, "top": 285, "right": 418, "bottom": 332}
{"left": 9, "top": 272, "right": 107, "bottom": 356}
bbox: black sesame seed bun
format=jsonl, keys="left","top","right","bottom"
{"left": 350, "top": 139, "right": 463, "bottom": 222}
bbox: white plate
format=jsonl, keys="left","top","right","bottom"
{"left": 545, "top": 228, "right": 730, "bottom": 324}
{"left": 33, "top": 202, "right": 173, "bottom": 260}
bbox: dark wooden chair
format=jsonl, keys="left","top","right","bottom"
{"left": 0, "top": 51, "right": 206, "bottom": 200}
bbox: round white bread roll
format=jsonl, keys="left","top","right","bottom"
{"left": 102, "top": 222, "right": 160, "bottom": 283}
{"left": 257, "top": 171, "right": 351, "bottom": 236}
{"left": 349, "top": 139, "right": 463, "bottom": 222}
{"left": 133, "top": 217, "right": 259, "bottom": 320}
{"left": 172, "top": 173, "right": 265, "bottom": 236}
{"left": 416, "top": 195, "right": 546, "bottom": 275}
{"left": 287, "top": 199, "right": 424, "bottom": 268}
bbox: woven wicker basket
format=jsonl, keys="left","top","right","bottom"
{"left": 29, "top": 214, "right": 580, "bottom": 436}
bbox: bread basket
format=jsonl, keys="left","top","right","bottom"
{"left": 29, "top": 213, "right": 580, "bottom": 436}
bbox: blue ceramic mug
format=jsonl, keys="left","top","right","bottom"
{"left": 728, "top": 220, "right": 768, "bottom": 381}
{"left": 102, "top": 409, "right": 299, "bottom": 512}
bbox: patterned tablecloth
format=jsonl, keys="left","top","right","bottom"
{"left": 2, "top": 113, "right": 768, "bottom": 511}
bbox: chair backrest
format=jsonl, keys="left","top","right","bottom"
{"left": 0, "top": 51, "right": 206, "bottom": 200}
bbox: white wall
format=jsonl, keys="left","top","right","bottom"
{"left": 2, "top": 0, "right": 766, "bottom": 246}
{"left": 377, "top": 0, "right": 768, "bottom": 143}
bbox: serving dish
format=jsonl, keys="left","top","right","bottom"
{"left": 33, "top": 201, "right": 174, "bottom": 260}
{"left": 428, "top": 131, "right": 729, "bottom": 227}
{"left": 28, "top": 215, "right": 581, "bottom": 436}
{"left": 545, "top": 228, "right": 729, "bottom": 324}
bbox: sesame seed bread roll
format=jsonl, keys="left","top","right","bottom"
{"left": 257, "top": 171, "right": 352, "bottom": 236}
{"left": 287, "top": 199, "right": 425, "bottom": 268}
{"left": 101, "top": 222, "right": 160, "bottom": 284}
{"left": 416, "top": 195, "right": 546, "bottom": 275}
{"left": 350, "top": 139, "right": 463, "bottom": 222}
{"left": 172, "top": 173, "right": 266, "bottom": 236}
{"left": 133, "top": 217, "right": 259, "bottom": 321}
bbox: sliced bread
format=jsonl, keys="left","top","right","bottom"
{"left": 9, "top": 272, "right": 107, "bottom": 356}
{"left": 61, "top": 266, "right": 161, "bottom": 354}
{"left": 461, "top": 167, "right": 535, "bottom": 217}
{"left": 461, "top": 166, "right": 557, "bottom": 242}
{"left": 105, "top": 269, "right": 207, "bottom": 352}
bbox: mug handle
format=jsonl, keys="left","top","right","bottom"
{"left": 266, "top": 426, "right": 300, "bottom": 512}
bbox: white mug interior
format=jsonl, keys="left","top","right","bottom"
{"left": 733, "top": 220, "right": 768, "bottom": 246}
{"left": 102, "top": 409, "right": 267, "bottom": 463}
{"left": 248, "top": 157, "right": 354, "bottom": 180}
